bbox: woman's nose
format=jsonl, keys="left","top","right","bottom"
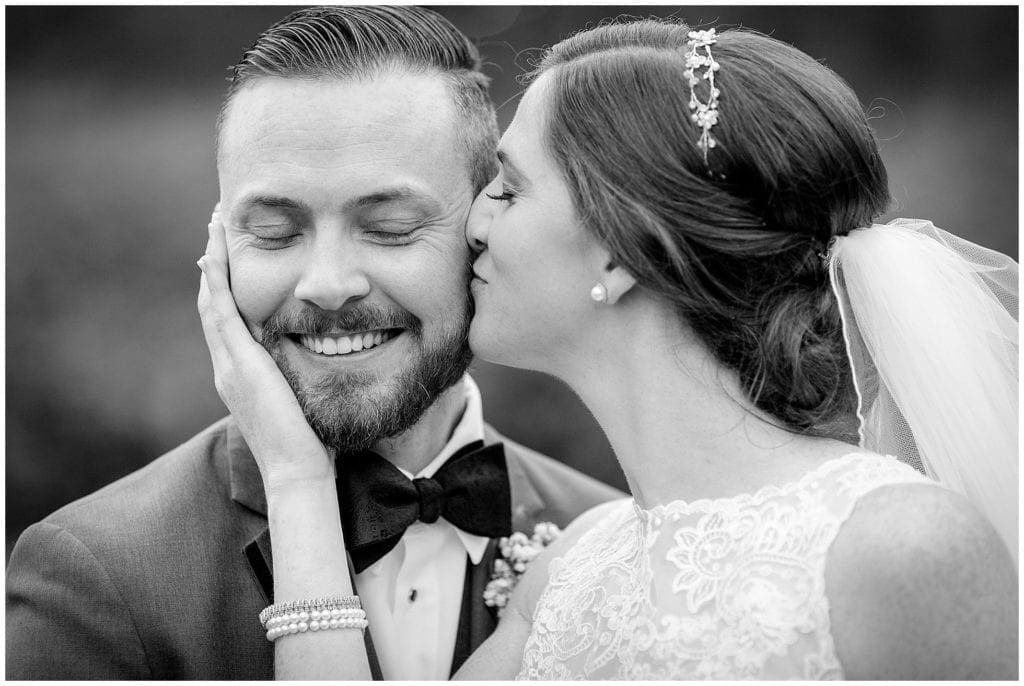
{"left": 465, "top": 187, "right": 493, "bottom": 254}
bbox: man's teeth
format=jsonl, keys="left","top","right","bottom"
{"left": 299, "top": 330, "right": 393, "bottom": 356}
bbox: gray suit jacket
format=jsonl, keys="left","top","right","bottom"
{"left": 6, "top": 417, "right": 623, "bottom": 680}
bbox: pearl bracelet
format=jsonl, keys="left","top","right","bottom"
{"left": 265, "top": 609, "right": 368, "bottom": 641}
{"left": 259, "top": 596, "right": 362, "bottom": 628}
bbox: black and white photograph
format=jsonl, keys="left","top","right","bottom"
{"left": 6, "top": 4, "right": 1018, "bottom": 680}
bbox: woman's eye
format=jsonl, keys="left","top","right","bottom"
{"left": 486, "top": 187, "right": 517, "bottom": 203}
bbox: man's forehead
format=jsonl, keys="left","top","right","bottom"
{"left": 216, "top": 76, "right": 477, "bottom": 214}
{"left": 219, "top": 73, "right": 461, "bottom": 168}
{"left": 218, "top": 74, "right": 471, "bottom": 195}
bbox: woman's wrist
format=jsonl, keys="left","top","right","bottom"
{"left": 263, "top": 468, "right": 339, "bottom": 505}
{"left": 259, "top": 452, "right": 337, "bottom": 494}
{"left": 264, "top": 475, "right": 352, "bottom": 601}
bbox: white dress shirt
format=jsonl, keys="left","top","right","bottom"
{"left": 354, "top": 375, "right": 490, "bottom": 681}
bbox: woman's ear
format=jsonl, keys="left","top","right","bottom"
{"left": 602, "top": 261, "right": 637, "bottom": 305}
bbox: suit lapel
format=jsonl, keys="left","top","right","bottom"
{"left": 243, "top": 530, "right": 274, "bottom": 603}
{"left": 361, "top": 619, "right": 384, "bottom": 680}
{"left": 449, "top": 540, "right": 499, "bottom": 675}
{"left": 227, "top": 420, "right": 268, "bottom": 517}
{"left": 449, "top": 428, "right": 547, "bottom": 672}
{"left": 228, "top": 421, "right": 276, "bottom": 603}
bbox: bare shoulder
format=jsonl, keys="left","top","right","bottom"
{"left": 825, "top": 481, "right": 1018, "bottom": 680}
{"left": 560, "top": 498, "right": 632, "bottom": 539}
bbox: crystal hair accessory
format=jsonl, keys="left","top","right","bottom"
{"left": 683, "top": 29, "right": 721, "bottom": 165}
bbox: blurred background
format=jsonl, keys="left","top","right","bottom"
{"left": 6, "top": 5, "right": 1018, "bottom": 555}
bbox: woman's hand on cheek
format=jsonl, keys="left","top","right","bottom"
{"left": 197, "top": 210, "right": 335, "bottom": 490}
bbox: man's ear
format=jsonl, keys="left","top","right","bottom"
{"left": 601, "top": 261, "right": 637, "bottom": 305}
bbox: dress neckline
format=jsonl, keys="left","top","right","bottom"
{"left": 631, "top": 451, "right": 881, "bottom": 524}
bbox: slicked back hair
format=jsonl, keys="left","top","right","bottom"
{"left": 216, "top": 6, "right": 498, "bottom": 192}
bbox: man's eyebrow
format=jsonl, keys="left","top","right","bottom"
{"left": 343, "top": 186, "right": 438, "bottom": 212}
{"left": 239, "top": 194, "right": 308, "bottom": 212}
{"left": 238, "top": 188, "right": 438, "bottom": 215}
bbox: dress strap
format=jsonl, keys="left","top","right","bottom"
{"left": 815, "top": 453, "right": 937, "bottom": 533}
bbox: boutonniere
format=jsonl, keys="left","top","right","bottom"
{"left": 483, "top": 522, "right": 561, "bottom": 616}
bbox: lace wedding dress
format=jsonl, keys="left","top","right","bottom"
{"left": 517, "top": 453, "right": 935, "bottom": 680}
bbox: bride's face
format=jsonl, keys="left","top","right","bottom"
{"left": 465, "top": 74, "right": 608, "bottom": 373}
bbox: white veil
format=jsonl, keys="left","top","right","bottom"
{"left": 828, "top": 218, "right": 1018, "bottom": 566}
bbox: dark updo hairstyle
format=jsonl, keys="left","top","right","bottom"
{"left": 534, "top": 20, "right": 891, "bottom": 440}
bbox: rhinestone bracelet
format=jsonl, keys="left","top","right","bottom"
{"left": 259, "top": 595, "right": 362, "bottom": 628}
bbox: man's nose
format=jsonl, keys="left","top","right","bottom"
{"left": 465, "top": 189, "right": 492, "bottom": 254}
{"left": 293, "top": 240, "right": 371, "bottom": 312}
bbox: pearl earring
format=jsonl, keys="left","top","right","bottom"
{"left": 590, "top": 283, "right": 608, "bottom": 303}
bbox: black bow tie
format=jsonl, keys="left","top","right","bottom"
{"left": 337, "top": 441, "right": 512, "bottom": 574}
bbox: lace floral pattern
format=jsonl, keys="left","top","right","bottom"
{"left": 517, "top": 453, "right": 933, "bottom": 680}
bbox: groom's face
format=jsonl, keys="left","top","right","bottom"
{"left": 216, "top": 72, "right": 476, "bottom": 452}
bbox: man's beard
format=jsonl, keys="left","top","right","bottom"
{"left": 256, "top": 295, "right": 474, "bottom": 455}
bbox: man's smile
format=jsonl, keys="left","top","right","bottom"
{"left": 294, "top": 329, "right": 400, "bottom": 356}
{"left": 282, "top": 328, "right": 408, "bottom": 362}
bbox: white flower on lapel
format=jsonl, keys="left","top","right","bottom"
{"left": 484, "top": 522, "right": 562, "bottom": 616}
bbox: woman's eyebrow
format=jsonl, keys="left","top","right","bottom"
{"left": 496, "top": 149, "right": 527, "bottom": 182}
{"left": 497, "top": 151, "right": 524, "bottom": 177}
